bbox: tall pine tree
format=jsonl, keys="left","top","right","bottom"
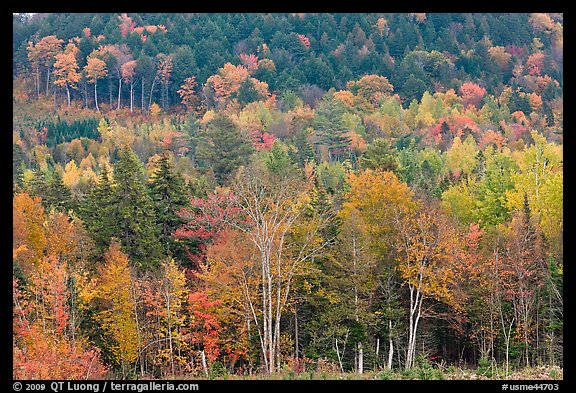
{"left": 196, "top": 114, "right": 254, "bottom": 185}
{"left": 109, "top": 147, "right": 161, "bottom": 270}
{"left": 44, "top": 168, "right": 73, "bottom": 213}
{"left": 80, "top": 163, "right": 115, "bottom": 254}
{"left": 148, "top": 152, "right": 189, "bottom": 260}
{"left": 313, "top": 96, "right": 352, "bottom": 162}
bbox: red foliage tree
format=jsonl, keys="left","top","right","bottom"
{"left": 526, "top": 52, "right": 545, "bottom": 76}
{"left": 239, "top": 53, "right": 259, "bottom": 73}
{"left": 175, "top": 192, "right": 246, "bottom": 269}
{"left": 297, "top": 34, "right": 311, "bottom": 49}
{"left": 118, "top": 13, "right": 136, "bottom": 37}
{"left": 250, "top": 130, "right": 276, "bottom": 151}
{"left": 459, "top": 82, "right": 486, "bottom": 109}
{"left": 188, "top": 291, "right": 222, "bottom": 362}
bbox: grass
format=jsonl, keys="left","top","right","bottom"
{"left": 173, "top": 365, "right": 562, "bottom": 380}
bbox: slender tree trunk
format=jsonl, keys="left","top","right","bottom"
{"left": 406, "top": 284, "right": 423, "bottom": 369}
{"left": 165, "top": 286, "right": 174, "bottom": 377}
{"left": 358, "top": 342, "right": 363, "bottom": 374}
{"left": 53, "top": 88, "right": 57, "bottom": 113}
{"left": 130, "top": 83, "right": 134, "bottom": 113}
{"left": 267, "top": 257, "right": 274, "bottom": 374}
{"left": 502, "top": 317, "right": 514, "bottom": 378}
{"left": 36, "top": 68, "right": 40, "bottom": 100}
{"left": 201, "top": 350, "right": 208, "bottom": 377}
{"left": 388, "top": 320, "right": 394, "bottom": 369}
{"left": 352, "top": 235, "right": 363, "bottom": 374}
{"left": 148, "top": 75, "right": 157, "bottom": 110}
{"left": 294, "top": 305, "right": 299, "bottom": 359}
{"left": 46, "top": 67, "right": 50, "bottom": 96}
{"left": 141, "top": 77, "right": 145, "bottom": 114}
{"left": 131, "top": 283, "right": 145, "bottom": 378}
{"left": 335, "top": 338, "right": 344, "bottom": 373}
{"left": 65, "top": 82, "right": 71, "bottom": 108}
{"left": 84, "top": 80, "right": 89, "bottom": 109}
{"left": 95, "top": 80, "right": 99, "bottom": 112}
{"left": 260, "top": 252, "right": 269, "bottom": 373}
{"left": 109, "top": 78, "right": 112, "bottom": 109}
{"left": 117, "top": 75, "right": 122, "bottom": 110}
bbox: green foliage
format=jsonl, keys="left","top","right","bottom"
{"left": 476, "top": 357, "right": 493, "bottom": 378}
{"left": 44, "top": 168, "right": 73, "bottom": 213}
{"left": 79, "top": 163, "right": 115, "bottom": 253}
{"left": 415, "top": 355, "right": 434, "bottom": 380}
{"left": 360, "top": 138, "right": 399, "bottom": 171}
{"left": 195, "top": 114, "right": 253, "bottom": 185}
{"left": 148, "top": 152, "right": 189, "bottom": 259}
{"left": 313, "top": 96, "right": 352, "bottom": 162}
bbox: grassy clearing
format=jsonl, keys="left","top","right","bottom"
{"left": 171, "top": 365, "right": 562, "bottom": 381}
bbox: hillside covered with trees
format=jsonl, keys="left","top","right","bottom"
{"left": 12, "top": 12, "right": 563, "bottom": 380}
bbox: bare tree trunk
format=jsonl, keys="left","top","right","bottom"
{"left": 259, "top": 251, "right": 270, "bottom": 374}
{"left": 95, "top": 80, "right": 99, "bottom": 112}
{"left": 141, "top": 77, "right": 145, "bottom": 114}
{"left": 406, "top": 284, "right": 423, "bottom": 369}
{"left": 130, "top": 83, "right": 134, "bottom": 113}
{"left": 501, "top": 316, "right": 514, "bottom": 378}
{"left": 267, "top": 256, "right": 274, "bottom": 374}
{"left": 358, "top": 342, "right": 363, "bottom": 374}
{"left": 294, "top": 305, "right": 299, "bottom": 359}
{"left": 352, "top": 235, "right": 363, "bottom": 374}
{"left": 84, "top": 80, "right": 89, "bottom": 109}
{"left": 388, "top": 320, "right": 394, "bottom": 369}
{"left": 201, "top": 350, "right": 208, "bottom": 377}
{"left": 46, "top": 67, "right": 50, "bottom": 96}
{"left": 335, "top": 338, "right": 344, "bottom": 373}
{"left": 131, "top": 282, "right": 145, "bottom": 378}
{"left": 117, "top": 75, "right": 122, "bottom": 110}
{"left": 65, "top": 82, "right": 70, "bottom": 108}
{"left": 165, "top": 286, "right": 174, "bottom": 377}
{"left": 36, "top": 68, "right": 40, "bottom": 100}
{"left": 148, "top": 75, "right": 157, "bottom": 110}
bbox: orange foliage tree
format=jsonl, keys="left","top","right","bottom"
{"left": 53, "top": 42, "right": 81, "bottom": 108}
{"left": 177, "top": 76, "right": 201, "bottom": 115}
{"left": 459, "top": 82, "right": 487, "bottom": 109}
{"left": 84, "top": 53, "right": 108, "bottom": 112}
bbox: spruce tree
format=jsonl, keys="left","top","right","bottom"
{"left": 196, "top": 114, "right": 253, "bottom": 185}
{"left": 148, "top": 152, "right": 189, "bottom": 259}
{"left": 44, "top": 169, "right": 73, "bottom": 213}
{"left": 110, "top": 147, "right": 161, "bottom": 270}
{"left": 25, "top": 169, "right": 49, "bottom": 200}
{"left": 359, "top": 138, "right": 399, "bottom": 171}
{"left": 80, "top": 163, "right": 115, "bottom": 254}
{"left": 313, "top": 96, "right": 352, "bottom": 162}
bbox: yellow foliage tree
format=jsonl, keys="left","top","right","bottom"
{"left": 96, "top": 242, "right": 139, "bottom": 374}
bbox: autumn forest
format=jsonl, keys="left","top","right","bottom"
{"left": 12, "top": 13, "right": 563, "bottom": 380}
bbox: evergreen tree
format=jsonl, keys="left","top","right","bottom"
{"left": 80, "top": 163, "right": 115, "bottom": 254}
{"left": 13, "top": 143, "right": 26, "bottom": 191}
{"left": 359, "top": 138, "right": 399, "bottom": 171}
{"left": 148, "top": 152, "right": 189, "bottom": 259}
{"left": 291, "top": 128, "right": 315, "bottom": 166}
{"left": 44, "top": 168, "right": 73, "bottom": 213}
{"left": 195, "top": 114, "right": 253, "bottom": 185}
{"left": 109, "top": 147, "right": 161, "bottom": 270}
{"left": 313, "top": 96, "right": 352, "bottom": 162}
{"left": 25, "top": 170, "right": 49, "bottom": 200}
